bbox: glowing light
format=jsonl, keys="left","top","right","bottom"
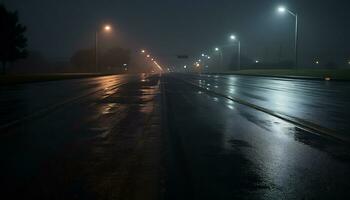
{"left": 255, "top": 60, "right": 259, "bottom": 63}
{"left": 278, "top": 6, "right": 286, "bottom": 13}
{"left": 201, "top": 54, "right": 205, "bottom": 57}
{"left": 153, "top": 61, "right": 163, "bottom": 71}
{"left": 207, "top": 56, "right": 211, "bottom": 59}
{"left": 141, "top": 49, "right": 146, "bottom": 53}
{"left": 146, "top": 54, "right": 150, "bottom": 58}
{"left": 325, "top": 77, "right": 331, "bottom": 81}
{"left": 230, "top": 35, "right": 236, "bottom": 40}
{"left": 215, "top": 47, "right": 220, "bottom": 51}
{"left": 184, "top": 65, "right": 187, "bottom": 69}
{"left": 104, "top": 25, "right": 111, "bottom": 31}
{"left": 315, "top": 60, "right": 319, "bottom": 64}
{"left": 196, "top": 63, "right": 200, "bottom": 67}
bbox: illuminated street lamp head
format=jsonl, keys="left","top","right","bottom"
{"left": 278, "top": 6, "right": 286, "bottom": 13}
{"left": 215, "top": 47, "right": 220, "bottom": 51}
{"left": 230, "top": 35, "right": 236, "bottom": 40}
{"left": 104, "top": 25, "right": 112, "bottom": 31}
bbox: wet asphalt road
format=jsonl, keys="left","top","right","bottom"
{"left": 1, "top": 73, "right": 350, "bottom": 199}
{"left": 178, "top": 74, "right": 350, "bottom": 138}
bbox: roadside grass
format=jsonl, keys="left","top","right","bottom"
{"left": 0, "top": 73, "right": 112, "bottom": 85}
{"left": 227, "top": 69, "right": 350, "bottom": 80}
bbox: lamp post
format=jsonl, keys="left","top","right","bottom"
{"left": 95, "top": 25, "right": 112, "bottom": 72}
{"left": 214, "top": 47, "right": 223, "bottom": 70}
{"left": 230, "top": 34, "right": 241, "bottom": 70}
{"left": 277, "top": 6, "right": 299, "bottom": 69}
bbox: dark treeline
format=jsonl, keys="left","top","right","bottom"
{"left": 9, "top": 47, "right": 131, "bottom": 74}
{"left": 0, "top": 4, "right": 27, "bottom": 74}
{"left": 1, "top": 4, "right": 131, "bottom": 74}
{"left": 70, "top": 47, "right": 131, "bottom": 73}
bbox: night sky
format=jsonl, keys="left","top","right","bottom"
{"left": 3, "top": 0, "right": 350, "bottom": 68}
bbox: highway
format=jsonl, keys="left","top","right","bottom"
{"left": 1, "top": 73, "right": 350, "bottom": 199}
{"left": 179, "top": 73, "right": 350, "bottom": 138}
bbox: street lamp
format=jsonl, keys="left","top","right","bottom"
{"left": 229, "top": 34, "right": 241, "bottom": 70}
{"left": 104, "top": 25, "right": 111, "bottom": 31}
{"left": 95, "top": 24, "right": 112, "bottom": 72}
{"left": 214, "top": 47, "right": 223, "bottom": 69}
{"left": 277, "top": 5, "right": 299, "bottom": 69}
{"left": 277, "top": 6, "right": 286, "bottom": 13}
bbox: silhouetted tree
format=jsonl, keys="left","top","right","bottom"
{"left": 0, "top": 4, "right": 27, "bottom": 74}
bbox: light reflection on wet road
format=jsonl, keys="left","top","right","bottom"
{"left": 0, "top": 73, "right": 350, "bottom": 199}
{"left": 0, "top": 75, "right": 133, "bottom": 127}
{"left": 164, "top": 74, "right": 350, "bottom": 199}
{"left": 180, "top": 73, "right": 350, "bottom": 137}
{"left": 0, "top": 74, "right": 162, "bottom": 199}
